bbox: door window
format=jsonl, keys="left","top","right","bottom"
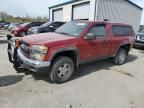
{"left": 112, "top": 25, "right": 133, "bottom": 36}
{"left": 88, "top": 25, "right": 105, "bottom": 38}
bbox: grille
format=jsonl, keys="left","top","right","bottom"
{"left": 136, "top": 35, "right": 144, "bottom": 41}
{"left": 20, "top": 43, "right": 31, "bottom": 58}
{"left": 139, "top": 36, "right": 144, "bottom": 40}
{"left": 135, "top": 40, "right": 144, "bottom": 44}
{"left": 21, "top": 40, "right": 29, "bottom": 46}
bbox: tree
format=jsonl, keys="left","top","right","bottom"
{"left": 0, "top": 11, "right": 48, "bottom": 22}
{"left": 0, "top": 11, "right": 8, "bottom": 21}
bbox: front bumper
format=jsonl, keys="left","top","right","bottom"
{"left": 7, "top": 35, "right": 51, "bottom": 73}
{"left": 17, "top": 49, "right": 51, "bottom": 73}
{"left": 134, "top": 41, "right": 144, "bottom": 48}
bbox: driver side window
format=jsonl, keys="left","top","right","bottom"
{"left": 88, "top": 25, "right": 105, "bottom": 38}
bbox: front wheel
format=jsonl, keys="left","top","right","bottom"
{"left": 19, "top": 31, "right": 26, "bottom": 37}
{"left": 49, "top": 56, "right": 75, "bottom": 84}
{"left": 112, "top": 48, "right": 127, "bottom": 65}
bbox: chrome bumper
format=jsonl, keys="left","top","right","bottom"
{"left": 7, "top": 34, "right": 51, "bottom": 73}
{"left": 17, "top": 49, "right": 51, "bottom": 72}
{"left": 134, "top": 41, "right": 144, "bottom": 48}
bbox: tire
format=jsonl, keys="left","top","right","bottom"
{"left": 112, "top": 48, "right": 127, "bottom": 65}
{"left": 49, "top": 56, "right": 75, "bottom": 84}
{"left": 19, "top": 31, "right": 26, "bottom": 37}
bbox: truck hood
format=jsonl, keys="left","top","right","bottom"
{"left": 13, "top": 26, "right": 21, "bottom": 31}
{"left": 22, "top": 32, "right": 76, "bottom": 44}
{"left": 14, "top": 26, "right": 25, "bottom": 31}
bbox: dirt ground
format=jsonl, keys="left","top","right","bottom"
{"left": 0, "top": 30, "right": 144, "bottom": 108}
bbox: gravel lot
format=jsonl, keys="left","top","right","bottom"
{"left": 0, "top": 30, "right": 9, "bottom": 43}
{"left": 0, "top": 30, "right": 144, "bottom": 108}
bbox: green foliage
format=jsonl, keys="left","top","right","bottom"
{"left": 0, "top": 11, "right": 48, "bottom": 23}
{"left": 5, "top": 16, "right": 32, "bottom": 23}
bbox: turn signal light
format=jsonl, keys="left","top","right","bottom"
{"left": 15, "top": 39, "right": 21, "bottom": 48}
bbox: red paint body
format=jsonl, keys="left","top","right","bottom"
{"left": 22, "top": 21, "right": 135, "bottom": 63}
{"left": 11, "top": 22, "right": 43, "bottom": 37}
{"left": 11, "top": 26, "right": 30, "bottom": 36}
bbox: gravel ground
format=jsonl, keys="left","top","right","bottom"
{"left": 0, "top": 30, "right": 144, "bottom": 108}
{"left": 0, "top": 30, "right": 9, "bottom": 44}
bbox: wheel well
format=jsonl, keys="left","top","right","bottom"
{"left": 19, "top": 31, "right": 27, "bottom": 36}
{"left": 120, "top": 44, "right": 131, "bottom": 55}
{"left": 51, "top": 50, "right": 78, "bottom": 67}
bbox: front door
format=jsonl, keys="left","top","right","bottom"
{"left": 80, "top": 24, "right": 110, "bottom": 62}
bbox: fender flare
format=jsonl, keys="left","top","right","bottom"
{"left": 114, "top": 42, "right": 131, "bottom": 56}
{"left": 49, "top": 47, "right": 79, "bottom": 67}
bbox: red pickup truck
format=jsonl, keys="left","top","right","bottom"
{"left": 7, "top": 20, "right": 135, "bottom": 83}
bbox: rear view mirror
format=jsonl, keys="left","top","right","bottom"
{"left": 84, "top": 33, "right": 96, "bottom": 40}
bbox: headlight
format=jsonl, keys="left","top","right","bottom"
{"left": 136, "top": 35, "right": 140, "bottom": 40}
{"left": 30, "top": 45, "right": 48, "bottom": 61}
{"left": 15, "top": 39, "right": 21, "bottom": 48}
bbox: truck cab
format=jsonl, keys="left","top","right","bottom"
{"left": 7, "top": 20, "right": 135, "bottom": 83}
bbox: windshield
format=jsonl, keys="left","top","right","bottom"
{"left": 55, "top": 21, "right": 89, "bottom": 36}
{"left": 20, "top": 22, "right": 30, "bottom": 27}
{"left": 40, "top": 22, "right": 50, "bottom": 28}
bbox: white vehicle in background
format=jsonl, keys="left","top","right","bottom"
{"left": 4, "top": 23, "right": 11, "bottom": 29}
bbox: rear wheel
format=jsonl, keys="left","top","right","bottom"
{"left": 112, "top": 48, "right": 127, "bottom": 65}
{"left": 49, "top": 56, "right": 75, "bottom": 84}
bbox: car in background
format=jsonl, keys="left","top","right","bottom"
{"left": 0, "top": 22, "right": 10, "bottom": 29}
{"left": 0, "top": 22, "right": 6, "bottom": 28}
{"left": 11, "top": 22, "right": 43, "bottom": 37}
{"left": 134, "top": 33, "right": 144, "bottom": 48}
{"left": 4, "top": 22, "right": 11, "bottom": 29}
{"left": 27, "top": 21, "right": 65, "bottom": 35}
{"left": 8, "top": 23, "right": 22, "bottom": 31}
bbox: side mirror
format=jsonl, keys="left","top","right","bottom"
{"left": 49, "top": 25, "right": 53, "bottom": 28}
{"left": 49, "top": 26, "right": 55, "bottom": 31}
{"left": 84, "top": 33, "right": 96, "bottom": 40}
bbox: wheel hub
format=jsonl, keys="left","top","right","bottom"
{"left": 119, "top": 51, "right": 125, "bottom": 63}
{"left": 57, "top": 63, "right": 71, "bottom": 79}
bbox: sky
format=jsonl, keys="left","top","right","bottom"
{"left": 0, "top": 0, "right": 144, "bottom": 24}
